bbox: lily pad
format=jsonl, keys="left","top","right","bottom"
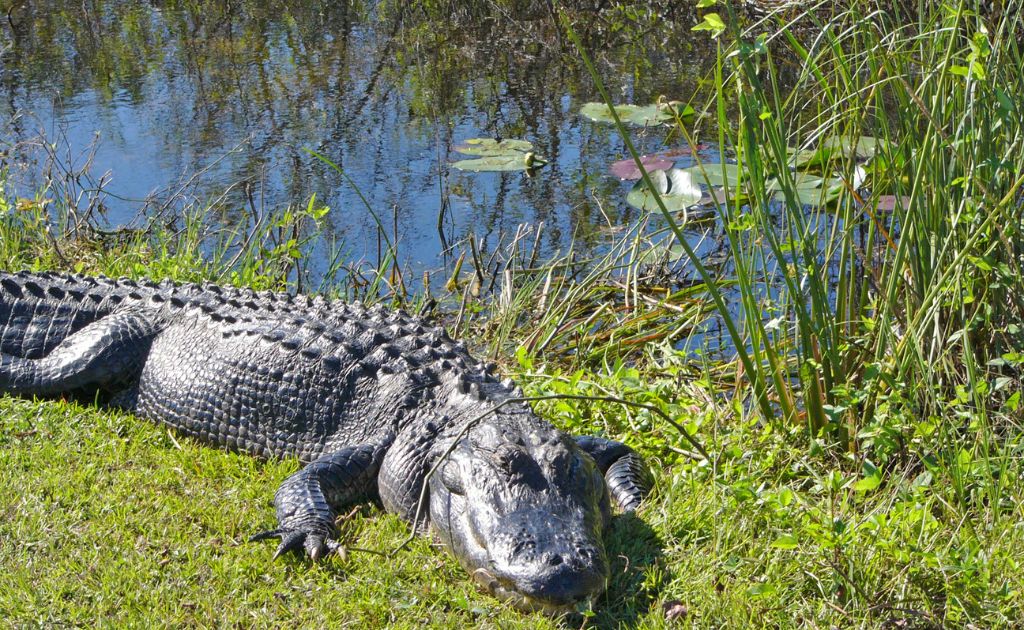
{"left": 453, "top": 138, "right": 534, "bottom": 156}
{"left": 824, "top": 136, "right": 887, "bottom": 159}
{"left": 788, "top": 136, "right": 889, "bottom": 168}
{"left": 580, "top": 101, "right": 695, "bottom": 127}
{"left": 768, "top": 172, "right": 844, "bottom": 206}
{"left": 626, "top": 168, "right": 703, "bottom": 212}
{"left": 787, "top": 146, "right": 837, "bottom": 169}
{"left": 609, "top": 155, "right": 675, "bottom": 180}
{"left": 682, "top": 163, "right": 745, "bottom": 189}
{"left": 451, "top": 154, "right": 544, "bottom": 172}
{"left": 451, "top": 138, "right": 546, "bottom": 172}
{"left": 767, "top": 172, "right": 825, "bottom": 192}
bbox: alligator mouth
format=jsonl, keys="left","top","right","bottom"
{"left": 470, "top": 568, "right": 593, "bottom": 616}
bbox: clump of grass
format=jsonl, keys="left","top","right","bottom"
{"left": 573, "top": 0, "right": 1024, "bottom": 456}
{"left": 560, "top": 0, "right": 1024, "bottom": 624}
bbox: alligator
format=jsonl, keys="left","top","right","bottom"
{"left": 0, "top": 270, "right": 651, "bottom": 614}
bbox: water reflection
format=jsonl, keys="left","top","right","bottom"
{"left": 1, "top": 1, "right": 719, "bottom": 280}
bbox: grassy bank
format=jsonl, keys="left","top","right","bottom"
{"left": 3, "top": 0, "right": 1024, "bottom": 627}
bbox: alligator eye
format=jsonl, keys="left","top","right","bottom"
{"left": 440, "top": 460, "right": 465, "bottom": 495}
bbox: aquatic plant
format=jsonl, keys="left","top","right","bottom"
{"left": 450, "top": 139, "right": 548, "bottom": 172}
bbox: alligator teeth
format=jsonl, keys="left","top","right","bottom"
{"left": 471, "top": 568, "right": 500, "bottom": 593}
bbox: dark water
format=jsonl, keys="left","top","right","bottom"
{"left": 0, "top": 1, "right": 728, "bottom": 283}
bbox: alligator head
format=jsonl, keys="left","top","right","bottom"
{"left": 428, "top": 415, "right": 612, "bottom": 614}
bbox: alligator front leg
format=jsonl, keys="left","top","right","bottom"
{"left": 575, "top": 435, "right": 653, "bottom": 512}
{"left": 0, "top": 306, "right": 162, "bottom": 397}
{"left": 251, "top": 442, "right": 389, "bottom": 561}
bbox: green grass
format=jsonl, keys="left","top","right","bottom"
{"left": 3, "top": 367, "right": 1023, "bottom": 627}
{"left": 0, "top": 397, "right": 541, "bottom": 627}
{"left": 4, "top": 0, "right": 1024, "bottom": 626}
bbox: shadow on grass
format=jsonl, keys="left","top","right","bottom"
{"left": 591, "top": 511, "right": 665, "bottom": 628}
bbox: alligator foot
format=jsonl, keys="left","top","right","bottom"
{"left": 252, "top": 444, "right": 390, "bottom": 562}
{"left": 575, "top": 435, "right": 652, "bottom": 512}
{"left": 249, "top": 527, "right": 341, "bottom": 561}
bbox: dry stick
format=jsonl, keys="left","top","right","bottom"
{"left": 468, "top": 233, "right": 486, "bottom": 296}
{"left": 148, "top": 138, "right": 250, "bottom": 228}
{"left": 390, "top": 204, "right": 407, "bottom": 298}
{"left": 217, "top": 182, "right": 265, "bottom": 281}
{"left": 392, "top": 393, "right": 711, "bottom": 555}
{"left": 528, "top": 220, "right": 544, "bottom": 270}
{"left": 452, "top": 281, "right": 472, "bottom": 334}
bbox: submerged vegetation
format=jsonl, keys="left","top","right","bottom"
{"left": 2, "top": 0, "right": 1024, "bottom": 626}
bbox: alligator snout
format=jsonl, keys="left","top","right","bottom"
{"left": 472, "top": 556, "right": 607, "bottom": 613}
{"left": 504, "top": 553, "right": 608, "bottom": 608}
{"left": 484, "top": 512, "right": 609, "bottom": 610}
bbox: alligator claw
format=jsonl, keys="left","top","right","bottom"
{"left": 248, "top": 529, "right": 283, "bottom": 543}
{"left": 304, "top": 533, "right": 327, "bottom": 561}
{"left": 250, "top": 527, "right": 337, "bottom": 562}
{"left": 273, "top": 530, "right": 307, "bottom": 560}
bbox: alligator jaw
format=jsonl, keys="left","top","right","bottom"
{"left": 471, "top": 568, "right": 595, "bottom": 616}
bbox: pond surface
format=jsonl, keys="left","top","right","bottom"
{"left": 1, "top": 1, "right": 726, "bottom": 284}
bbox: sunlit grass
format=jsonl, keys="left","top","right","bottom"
{"left": 3, "top": 0, "right": 1024, "bottom": 626}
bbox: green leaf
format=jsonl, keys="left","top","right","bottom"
{"left": 626, "top": 168, "right": 703, "bottom": 212}
{"left": 771, "top": 534, "right": 798, "bottom": 549}
{"left": 787, "top": 146, "right": 836, "bottom": 168}
{"left": 451, "top": 154, "right": 541, "bottom": 172}
{"left": 788, "top": 136, "right": 888, "bottom": 168}
{"left": 822, "top": 136, "right": 888, "bottom": 160}
{"left": 682, "top": 163, "right": 744, "bottom": 189}
{"left": 1004, "top": 391, "right": 1021, "bottom": 412}
{"left": 451, "top": 138, "right": 546, "bottom": 171}
{"left": 453, "top": 138, "right": 534, "bottom": 156}
{"left": 777, "top": 488, "right": 795, "bottom": 507}
{"left": 853, "top": 474, "right": 881, "bottom": 493}
{"left": 767, "top": 172, "right": 823, "bottom": 191}
{"left": 768, "top": 172, "right": 845, "bottom": 206}
{"left": 580, "top": 101, "right": 693, "bottom": 127}
{"left": 692, "top": 12, "right": 726, "bottom": 37}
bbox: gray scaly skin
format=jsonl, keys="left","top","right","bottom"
{"left": 0, "top": 270, "right": 652, "bottom": 613}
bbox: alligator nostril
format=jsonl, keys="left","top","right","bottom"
{"left": 547, "top": 553, "right": 563, "bottom": 566}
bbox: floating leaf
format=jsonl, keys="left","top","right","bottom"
{"left": 609, "top": 155, "right": 675, "bottom": 180}
{"left": 824, "top": 135, "right": 888, "bottom": 159}
{"left": 767, "top": 172, "right": 824, "bottom": 192}
{"left": 451, "top": 154, "right": 544, "bottom": 172}
{"left": 682, "top": 163, "right": 745, "bottom": 190}
{"left": 787, "top": 146, "right": 837, "bottom": 169}
{"left": 788, "top": 136, "right": 889, "bottom": 168}
{"left": 451, "top": 138, "right": 546, "bottom": 172}
{"left": 453, "top": 138, "right": 534, "bottom": 156}
{"left": 768, "top": 172, "right": 844, "bottom": 206}
{"left": 580, "top": 101, "right": 694, "bottom": 126}
{"left": 626, "top": 168, "right": 703, "bottom": 212}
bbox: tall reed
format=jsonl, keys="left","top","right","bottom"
{"left": 569, "top": 0, "right": 1024, "bottom": 465}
